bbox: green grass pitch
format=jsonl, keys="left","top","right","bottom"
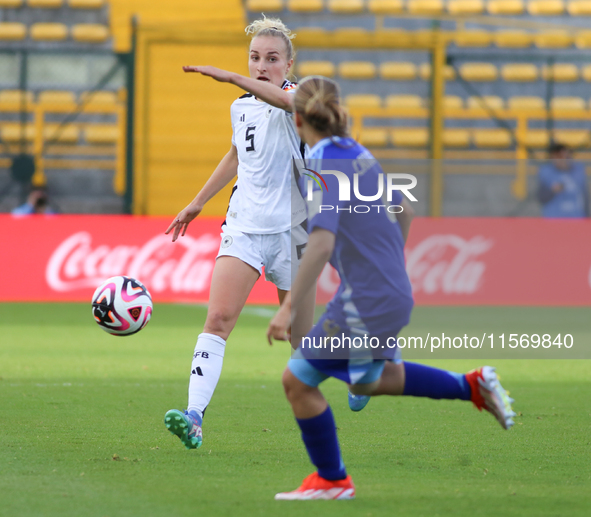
{"left": 1, "top": 302, "right": 590, "bottom": 517}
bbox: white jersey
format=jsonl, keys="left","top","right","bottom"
{"left": 227, "top": 80, "right": 307, "bottom": 234}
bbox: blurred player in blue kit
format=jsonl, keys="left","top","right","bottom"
{"left": 266, "top": 76, "right": 517, "bottom": 500}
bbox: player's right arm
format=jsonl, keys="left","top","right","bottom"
{"left": 165, "top": 145, "right": 239, "bottom": 242}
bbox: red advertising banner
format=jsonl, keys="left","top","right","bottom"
{"left": 1, "top": 214, "right": 590, "bottom": 305}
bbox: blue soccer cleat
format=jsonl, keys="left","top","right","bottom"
{"left": 164, "top": 409, "right": 203, "bottom": 449}
{"left": 348, "top": 392, "right": 371, "bottom": 412}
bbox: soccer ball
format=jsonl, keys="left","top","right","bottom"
{"left": 91, "top": 276, "right": 153, "bottom": 336}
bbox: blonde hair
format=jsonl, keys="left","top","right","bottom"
{"left": 245, "top": 16, "right": 296, "bottom": 61}
{"left": 294, "top": 76, "right": 349, "bottom": 138}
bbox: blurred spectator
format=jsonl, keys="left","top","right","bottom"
{"left": 11, "top": 187, "right": 54, "bottom": 216}
{"left": 537, "top": 143, "right": 589, "bottom": 218}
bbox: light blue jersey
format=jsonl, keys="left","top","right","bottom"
{"left": 538, "top": 162, "right": 589, "bottom": 218}
{"left": 301, "top": 136, "right": 414, "bottom": 361}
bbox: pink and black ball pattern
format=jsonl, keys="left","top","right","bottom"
{"left": 92, "top": 276, "right": 153, "bottom": 336}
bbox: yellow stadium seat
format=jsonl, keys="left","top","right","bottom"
{"left": 80, "top": 91, "right": 118, "bottom": 105}
{"left": 1, "top": 124, "right": 36, "bottom": 142}
{"left": 408, "top": 0, "right": 444, "bottom": 14}
{"left": 333, "top": 28, "right": 372, "bottom": 47}
{"left": 459, "top": 63, "right": 498, "bottom": 81}
{"left": 379, "top": 62, "right": 417, "bottom": 80}
{"left": 575, "top": 31, "right": 591, "bottom": 48}
{"left": 44, "top": 124, "right": 80, "bottom": 144}
{"left": 0, "top": 0, "right": 23, "bottom": 6}
{"left": 501, "top": 64, "right": 539, "bottom": 82}
{"left": 345, "top": 94, "right": 382, "bottom": 108}
{"left": 508, "top": 96, "right": 545, "bottom": 110}
{"left": 0, "top": 90, "right": 34, "bottom": 105}
{"left": 385, "top": 95, "right": 424, "bottom": 108}
{"left": 447, "top": 0, "right": 484, "bottom": 14}
{"left": 338, "top": 61, "right": 377, "bottom": 79}
{"left": 412, "top": 30, "right": 438, "bottom": 47}
{"left": 38, "top": 91, "right": 77, "bottom": 105}
{"left": 375, "top": 29, "right": 412, "bottom": 47}
{"left": 542, "top": 64, "right": 579, "bottom": 82}
{"left": 487, "top": 0, "right": 524, "bottom": 14}
{"left": 297, "top": 61, "right": 335, "bottom": 78}
{"left": 550, "top": 97, "right": 586, "bottom": 111}
{"left": 287, "top": 0, "right": 323, "bottom": 12}
{"left": 419, "top": 63, "right": 456, "bottom": 80}
{"left": 391, "top": 128, "right": 429, "bottom": 147}
{"left": 467, "top": 96, "right": 505, "bottom": 110}
{"left": 30, "top": 23, "right": 68, "bottom": 41}
{"left": 494, "top": 31, "right": 533, "bottom": 48}
{"left": 294, "top": 28, "right": 328, "bottom": 46}
{"left": 358, "top": 128, "right": 388, "bottom": 147}
{"left": 68, "top": 0, "right": 105, "bottom": 7}
{"left": 473, "top": 129, "right": 512, "bottom": 148}
{"left": 246, "top": 0, "right": 283, "bottom": 11}
{"left": 522, "top": 130, "right": 550, "bottom": 148}
{"left": 443, "top": 129, "right": 470, "bottom": 147}
{"left": 527, "top": 0, "right": 564, "bottom": 13}
{"left": 0, "top": 22, "right": 26, "bottom": 40}
{"left": 443, "top": 96, "right": 464, "bottom": 109}
{"left": 567, "top": 0, "right": 591, "bottom": 14}
{"left": 327, "top": 0, "right": 364, "bottom": 13}
{"left": 553, "top": 130, "right": 590, "bottom": 147}
{"left": 534, "top": 31, "right": 573, "bottom": 48}
{"left": 84, "top": 125, "right": 120, "bottom": 144}
{"left": 28, "top": 0, "right": 63, "bottom": 7}
{"left": 454, "top": 30, "right": 492, "bottom": 47}
{"left": 582, "top": 64, "right": 591, "bottom": 81}
{"left": 368, "top": 0, "right": 404, "bottom": 13}
{"left": 72, "top": 24, "right": 109, "bottom": 43}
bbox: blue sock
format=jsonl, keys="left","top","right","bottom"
{"left": 402, "top": 362, "right": 471, "bottom": 401}
{"left": 296, "top": 406, "right": 347, "bottom": 481}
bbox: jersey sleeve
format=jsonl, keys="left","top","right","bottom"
{"left": 230, "top": 104, "right": 236, "bottom": 146}
{"left": 391, "top": 188, "right": 403, "bottom": 206}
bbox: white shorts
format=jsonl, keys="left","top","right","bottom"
{"left": 216, "top": 223, "right": 308, "bottom": 291}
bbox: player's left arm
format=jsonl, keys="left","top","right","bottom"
{"left": 396, "top": 198, "right": 415, "bottom": 244}
{"left": 267, "top": 229, "right": 335, "bottom": 344}
{"left": 183, "top": 66, "right": 294, "bottom": 112}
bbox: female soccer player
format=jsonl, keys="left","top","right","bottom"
{"left": 267, "top": 76, "right": 516, "bottom": 500}
{"left": 163, "top": 17, "right": 314, "bottom": 449}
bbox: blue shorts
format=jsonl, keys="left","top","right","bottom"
{"left": 287, "top": 313, "right": 403, "bottom": 388}
{"left": 288, "top": 348, "right": 390, "bottom": 388}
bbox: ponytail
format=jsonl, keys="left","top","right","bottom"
{"left": 294, "top": 76, "right": 348, "bottom": 137}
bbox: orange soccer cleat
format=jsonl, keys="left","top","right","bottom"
{"left": 275, "top": 472, "right": 356, "bottom": 500}
{"left": 466, "top": 366, "right": 516, "bottom": 430}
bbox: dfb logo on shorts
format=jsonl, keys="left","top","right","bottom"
{"left": 221, "top": 236, "right": 233, "bottom": 248}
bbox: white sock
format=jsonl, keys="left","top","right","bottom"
{"left": 187, "top": 333, "right": 226, "bottom": 419}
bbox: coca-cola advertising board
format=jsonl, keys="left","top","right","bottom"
{"left": 1, "top": 214, "right": 590, "bottom": 305}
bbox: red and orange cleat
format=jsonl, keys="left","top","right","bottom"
{"left": 275, "top": 472, "right": 356, "bottom": 500}
{"left": 466, "top": 366, "right": 516, "bottom": 430}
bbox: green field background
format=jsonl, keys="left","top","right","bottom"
{"left": 1, "top": 303, "right": 590, "bottom": 517}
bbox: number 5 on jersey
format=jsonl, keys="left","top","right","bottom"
{"left": 245, "top": 126, "right": 256, "bottom": 152}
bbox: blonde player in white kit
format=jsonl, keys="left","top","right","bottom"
{"left": 163, "top": 17, "right": 312, "bottom": 449}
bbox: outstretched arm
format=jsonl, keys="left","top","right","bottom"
{"left": 183, "top": 66, "right": 294, "bottom": 112}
